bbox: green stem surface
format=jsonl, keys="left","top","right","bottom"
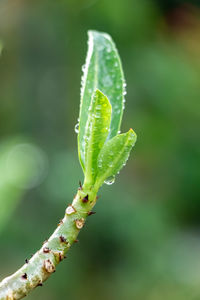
{"left": 0, "top": 185, "right": 97, "bottom": 300}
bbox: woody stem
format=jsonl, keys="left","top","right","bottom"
{"left": 0, "top": 185, "right": 97, "bottom": 300}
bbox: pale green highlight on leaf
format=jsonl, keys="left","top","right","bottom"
{"left": 84, "top": 89, "right": 112, "bottom": 185}
{"left": 95, "top": 129, "right": 137, "bottom": 189}
{"left": 78, "top": 30, "right": 125, "bottom": 170}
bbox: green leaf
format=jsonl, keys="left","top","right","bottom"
{"left": 78, "top": 30, "right": 125, "bottom": 170}
{"left": 84, "top": 89, "right": 112, "bottom": 184}
{"left": 95, "top": 129, "right": 137, "bottom": 188}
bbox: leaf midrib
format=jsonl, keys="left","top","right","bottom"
{"left": 85, "top": 49, "right": 99, "bottom": 182}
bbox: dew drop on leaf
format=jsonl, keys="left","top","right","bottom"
{"left": 104, "top": 175, "right": 115, "bottom": 185}
{"left": 82, "top": 64, "right": 86, "bottom": 72}
{"left": 74, "top": 123, "right": 79, "bottom": 134}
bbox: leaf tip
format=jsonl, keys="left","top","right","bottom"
{"left": 94, "top": 89, "right": 112, "bottom": 112}
{"left": 94, "top": 88, "right": 103, "bottom": 96}
{"left": 128, "top": 128, "right": 137, "bottom": 145}
{"left": 87, "top": 30, "right": 112, "bottom": 42}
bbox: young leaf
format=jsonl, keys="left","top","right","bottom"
{"left": 95, "top": 129, "right": 137, "bottom": 188}
{"left": 78, "top": 30, "right": 125, "bottom": 170}
{"left": 84, "top": 89, "right": 112, "bottom": 184}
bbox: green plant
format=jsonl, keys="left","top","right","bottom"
{"left": 0, "top": 30, "right": 137, "bottom": 300}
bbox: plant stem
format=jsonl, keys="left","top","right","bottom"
{"left": 0, "top": 185, "right": 97, "bottom": 300}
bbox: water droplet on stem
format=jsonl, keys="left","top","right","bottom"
{"left": 104, "top": 175, "right": 115, "bottom": 185}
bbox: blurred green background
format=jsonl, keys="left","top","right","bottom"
{"left": 0, "top": 0, "right": 200, "bottom": 299}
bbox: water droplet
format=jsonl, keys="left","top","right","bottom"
{"left": 82, "top": 64, "right": 86, "bottom": 72}
{"left": 96, "top": 104, "right": 101, "bottom": 110}
{"left": 98, "top": 158, "right": 102, "bottom": 168}
{"left": 74, "top": 123, "right": 79, "bottom": 134}
{"left": 123, "top": 82, "right": 127, "bottom": 96}
{"left": 118, "top": 130, "right": 121, "bottom": 134}
{"left": 104, "top": 175, "right": 115, "bottom": 185}
{"left": 95, "top": 113, "right": 101, "bottom": 118}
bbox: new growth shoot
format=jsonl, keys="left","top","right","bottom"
{"left": 0, "top": 30, "right": 137, "bottom": 300}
